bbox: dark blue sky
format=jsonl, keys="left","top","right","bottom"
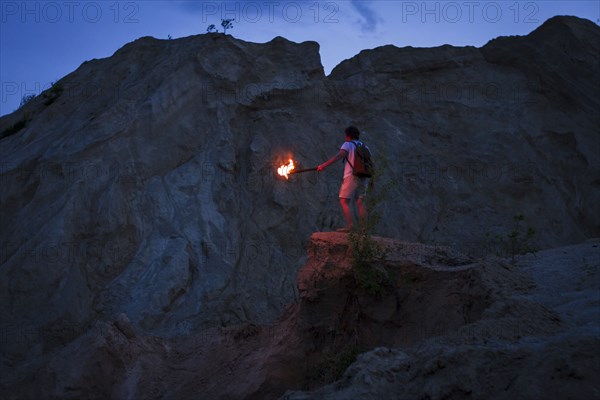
{"left": 1, "top": 1, "right": 598, "bottom": 116}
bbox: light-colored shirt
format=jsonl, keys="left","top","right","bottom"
{"left": 340, "top": 140, "right": 368, "bottom": 179}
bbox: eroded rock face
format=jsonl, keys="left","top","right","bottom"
{"left": 1, "top": 34, "right": 326, "bottom": 366}
{"left": 297, "top": 232, "right": 494, "bottom": 351}
{"left": 282, "top": 238, "right": 600, "bottom": 400}
{"left": 0, "top": 16, "right": 599, "bottom": 395}
{"left": 2, "top": 232, "right": 548, "bottom": 400}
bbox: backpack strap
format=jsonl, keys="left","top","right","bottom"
{"left": 344, "top": 141, "right": 359, "bottom": 170}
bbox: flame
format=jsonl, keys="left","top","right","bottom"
{"left": 277, "top": 159, "right": 295, "bottom": 179}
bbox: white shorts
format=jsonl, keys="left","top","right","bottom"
{"left": 339, "top": 175, "right": 368, "bottom": 200}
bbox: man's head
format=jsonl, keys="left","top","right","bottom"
{"left": 344, "top": 126, "right": 360, "bottom": 140}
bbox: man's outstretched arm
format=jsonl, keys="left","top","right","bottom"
{"left": 318, "top": 149, "right": 348, "bottom": 171}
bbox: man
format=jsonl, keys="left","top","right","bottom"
{"left": 317, "top": 126, "right": 370, "bottom": 232}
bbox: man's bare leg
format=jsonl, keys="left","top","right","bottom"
{"left": 357, "top": 197, "right": 367, "bottom": 230}
{"left": 340, "top": 198, "right": 353, "bottom": 229}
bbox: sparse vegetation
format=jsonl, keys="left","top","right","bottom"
{"left": 2, "top": 82, "right": 65, "bottom": 140}
{"left": 1, "top": 115, "right": 30, "bottom": 140}
{"left": 347, "top": 151, "right": 397, "bottom": 296}
{"left": 348, "top": 230, "right": 387, "bottom": 296}
{"left": 42, "top": 83, "right": 64, "bottom": 106}
{"left": 363, "top": 150, "right": 397, "bottom": 235}
{"left": 206, "top": 18, "right": 235, "bottom": 34}
{"left": 19, "top": 94, "right": 35, "bottom": 108}
{"left": 2, "top": 85, "right": 61, "bottom": 139}
{"left": 485, "top": 214, "right": 537, "bottom": 262}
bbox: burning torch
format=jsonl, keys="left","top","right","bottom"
{"left": 277, "top": 159, "right": 318, "bottom": 179}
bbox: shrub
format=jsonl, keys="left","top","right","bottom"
{"left": 19, "top": 94, "right": 35, "bottom": 108}
{"left": 1, "top": 116, "right": 30, "bottom": 140}
{"left": 485, "top": 214, "right": 537, "bottom": 262}
{"left": 348, "top": 230, "right": 387, "bottom": 295}
{"left": 347, "top": 150, "right": 396, "bottom": 296}
{"left": 42, "top": 83, "right": 64, "bottom": 106}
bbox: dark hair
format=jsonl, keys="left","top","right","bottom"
{"left": 344, "top": 126, "right": 360, "bottom": 140}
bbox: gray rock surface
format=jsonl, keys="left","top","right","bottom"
{"left": 1, "top": 231, "right": 596, "bottom": 399}
{"left": 282, "top": 238, "right": 600, "bottom": 400}
{"left": 5, "top": 232, "right": 595, "bottom": 400}
{"left": 0, "top": 15, "right": 599, "bottom": 397}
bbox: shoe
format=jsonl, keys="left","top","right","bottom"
{"left": 336, "top": 227, "right": 351, "bottom": 233}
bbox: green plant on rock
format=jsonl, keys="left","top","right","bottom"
{"left": 485, "top": 214, "right": 537, "bottom": 262}
{"left": 362, "top": 150, "right": 396, "bottom": 235}
{"left": 348, "top": 229, "right": 386, "bottom": 295}
{"left": 507, "top": 215, "right": 536, "bottom": 258}
{"left": 347, "top": 150, "right": 396, "bottom": 296}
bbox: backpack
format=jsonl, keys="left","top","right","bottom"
{"left": 346, "top": 140, "right": 374, "bottom": 178}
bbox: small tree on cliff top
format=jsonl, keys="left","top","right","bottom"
{"left": 206, "top": 19, "right": 235, "bottom": 34}
{"left": 221, "top": 18, "right": 234, "bottom": 34}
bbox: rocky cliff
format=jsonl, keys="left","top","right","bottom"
{"left": 283, "top": 235, "right": 600, "bottom": 400}
{"left": 2, "top": 232, "right": 597, "bottom": 399}
{"left": 1, "top": 15, "right": 599, "bottom": 398}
